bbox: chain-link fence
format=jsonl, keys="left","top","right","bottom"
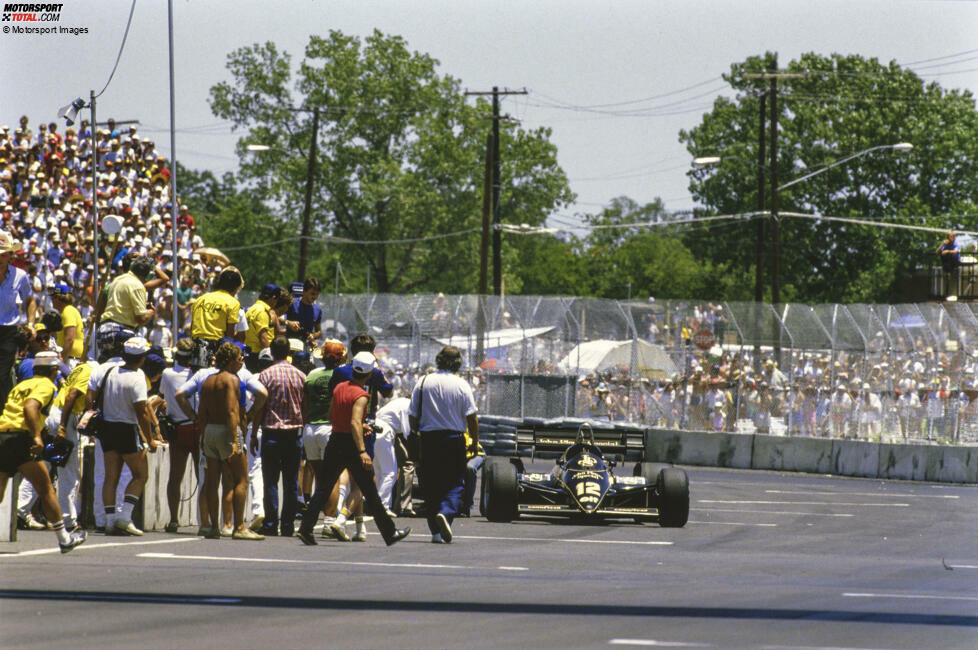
{"left": 238, "top": 292, "right": 978, "bottom": 445}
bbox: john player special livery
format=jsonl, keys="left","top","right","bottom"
{"left": 480, "top": 422, "right": 689, "bottom": 527}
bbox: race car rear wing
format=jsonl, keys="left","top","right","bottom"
{"left": 515, "top": 422, "right": 647, "bottom": 462}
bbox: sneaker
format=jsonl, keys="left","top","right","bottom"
{"left": 385, "top": 509, "right": 397, "bottom": 519}
{"left": 435, "top": 513, "right": 452, "bottom": 543}
{"left": 164, "top": 522, "right": 180, "bottom": 533}
{"left": 431, "top": 533, "right": 446, "bottom": 544}
{"left": 384, "top": 527, "right": 411, "bottom": 547}
{"left": 329, "top": 521, "right": 351, "bottom": 542}
{"left": 296, "top": 529, "right": 317, "bottom": 546}
{"left": 114, "top": 520, "right": 144, "bottom": 536}
{"left": 196, "top": 526, "right": 212, "bottom": 537}
{"left": 205, "top": 528, "right": 221, "bottom": 540}
{"left": 321, "top": 524, "right": 336, "bottom": 538}
{"left": 248, "top": 515, "right": 265, "bottom": 532}
{"left": 232, "top": 528, "right": 265, "bottom": 541}
{"left": 17, "top": 514, "right": 45, "bottom": 531}
{"left": 352, "top": 530, "right": 367, "bottom": 542}
{"left": 257, "top": 526, "right": 279, "bottom": 537}
{"left": 220, "top": 526, "right": 233, "bottom": 537}
{"left": 60, "top": 530, "right": 87, "bottom": 554}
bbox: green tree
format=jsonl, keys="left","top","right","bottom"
{"left": 209, "top": 31, "right": 573, "bottom": 293}
{"left": 681, "top": 52, "right": 978, "bottom": 303}
{"left": 578, "top": 196, "right": 734, "bottom": 300}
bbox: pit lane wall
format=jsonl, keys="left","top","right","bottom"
{"left": 646, "top": 428, "right": 978, "bottom": 483}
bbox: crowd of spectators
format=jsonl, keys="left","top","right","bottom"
{"left": 0, "top": 114, "right": 211, "bottom": 352}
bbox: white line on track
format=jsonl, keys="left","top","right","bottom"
{"left": 687, "top": 520, "right": 777, "bottom": 527}
{"left": 139, "top": 552, "right": 525, "bottom": 572}
{"left": 696, "top": 507, "right": 854, "bottom": 518}
{"left": 0, "top": 537, "right": 200, "bottom": 558}
{"left": 765, "top": 489, "right": 959, "bottom": 499}
{"left": 843, "top": 592, "right": 978, "bottom": 602}
{"left": 455, "top": 535, "right": 672, "bottom": 546}
{"left": 609, "top": 639, "right": 713, "bottom": 647}
{"left": 699, "top": 500, "right": 909, "bottom": 507}
{"left": 945, "top": 563, "right": 978, "bottom": 569}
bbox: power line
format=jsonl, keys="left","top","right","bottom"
{"left": 95, "top": 0, "right": 138, "bottom": 99}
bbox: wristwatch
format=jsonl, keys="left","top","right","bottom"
{"left": 358, "top": 449, "right": 367, "bottom": 455}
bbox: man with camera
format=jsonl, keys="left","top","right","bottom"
{"left": 0, "top": 351, "right": 86, "bottom": 553}
{"left": 96, "top": 255, "right": 156, "bottom": 353}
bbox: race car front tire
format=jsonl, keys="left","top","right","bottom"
{"left": 657, "top": 467, "right": 689, "bottom": 528}
{"left": 484, "top": 458, "right": 519, "bottom": 522}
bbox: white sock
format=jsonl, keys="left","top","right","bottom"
{"left": 104, "top": 505, "right": 116, "bottom": 526}
{"left": 337, "top": 483, "right": 349, "bottom": 507}
{"left": 334, "top": 509, "right": 349, "bottom": 527}
{"left": 120, "top": 501, "right": 135, "bottom": 523}
{"left": 53, "top": 522, "right": 70, "bottom": 545}
{"left": 355, "top": 517, "right": 366, "bottom": 535}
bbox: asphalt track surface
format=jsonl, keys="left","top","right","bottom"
{"left": 1, "top": 465, "right": 976, "bottom": 649}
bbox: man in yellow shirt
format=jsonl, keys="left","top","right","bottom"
{"left": 190, "top": 267, "right": 244, "bottom": 370}
{"left": 244, "top": 284, "right": 282, "bottom": 372}
{"left": 96, "top": 255, "right": 155, "bottom": 353}
{"left": 49, "top": 284, "right": 84, "bottom": 369}
{"left": 0, "top": 351, "right": 87, "bottom": 552}
{"left": 48, "top": 358, "right": 96, "bottom": 531}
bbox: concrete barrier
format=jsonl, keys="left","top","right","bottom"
{"left": 833, "top": 439, "right": 880, "bottom": 478}
{"left": 0, "top": 476, "right": 19, "bottom": 542}
{"left": 752, "top": 434, "right": 834, "bottom": 474}
{"left": 878, "top": 442, "right": 978, "bottom": 483}
{"left": 645, "top": 428, "right": 977, "bottom": 484}
{"left": 648, "top": 429, "right": 753, "bottom": 469}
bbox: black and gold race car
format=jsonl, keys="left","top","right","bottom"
{"left": 480, "top": 422, "right": 689, "bottom": 526}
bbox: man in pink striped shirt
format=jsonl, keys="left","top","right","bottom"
{"left": 250, "top": 336, "right": 306, "bottom": 537}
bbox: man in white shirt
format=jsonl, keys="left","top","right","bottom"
{"left": 91, "top": 336, "right": 158, "bottom": 536}
{"left": 161, "top": 339, "right": 197, "bottom": 532}
{"left": 408, "top": 346, "right": 478, "bottom": 544}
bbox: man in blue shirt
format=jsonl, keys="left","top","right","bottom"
{"left": 0, "top": 230, "right": 36, "bottom": 406}
{"left": 285, "top": 278, "right": 322, "bottom": 350}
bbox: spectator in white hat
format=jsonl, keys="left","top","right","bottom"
{"left": 96, "top": 336, "right": 160, "bottom": 536}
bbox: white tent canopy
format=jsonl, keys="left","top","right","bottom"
{"left": 434, "top": 326, "right": 555, "bottom": 349}
{"left": 557, "top": 339, "right": 678, "bottom": 379}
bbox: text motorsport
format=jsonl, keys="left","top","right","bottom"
{"left": 2, "top": 2, "right": 87, "bottom": 35}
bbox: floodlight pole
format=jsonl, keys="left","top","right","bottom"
{"left": 89, "top": 89, "right": 99, "bottom": 360}
{"left": 168, "top": 0, "right": 179, "bottom": 348}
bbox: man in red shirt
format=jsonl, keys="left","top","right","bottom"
{"left": 297, "top": 351, "right": 409, "bottom": 547}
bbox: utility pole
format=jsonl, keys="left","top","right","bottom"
{"left": 465, "top": 87, "right": 527, "bottom": 295}
{"left": 476, "top": 131, "right": 494, "bottom": 364}
{"left": 298, "top": 106, "right": 319, "bottom": 282}
{"left": 755, "top": 91, "right": 766, "bottom": 304}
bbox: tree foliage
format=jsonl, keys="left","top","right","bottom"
{"left": 208, "top": 31, "right": 573, "bottom": 293}
{"left": 681, "top": 52, "right": 978, "bottom": 303}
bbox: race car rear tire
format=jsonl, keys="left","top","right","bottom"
{"left": 657, "top": 468, "right": 689, "bottom": 528}
{"left": 484, "top": 459, "right": 519, "bottom": 522}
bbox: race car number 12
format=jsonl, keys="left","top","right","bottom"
{"left": 576, "top": 482, "right": 601, "bottom": 497}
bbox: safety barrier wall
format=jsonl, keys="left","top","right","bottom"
{"left": 646, "top": 428, "right": 978, "bottom": 483}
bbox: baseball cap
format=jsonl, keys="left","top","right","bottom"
{"left": 48, "top": 283, "right": 71, "bottom": 296}
{"left": 261, "top": 283, "right": 281, "bottom": 297}
{"left": 258, "top": 347, "right": 274, "bottom": 361}
{"left": 123, "top": 336, "right": 151, "bottom": 355}
{"left": 33, "top": 351, "right": 60, "bottom": 367}
{"left": 351, "top": 351, "right": 377, "bottom": 374}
